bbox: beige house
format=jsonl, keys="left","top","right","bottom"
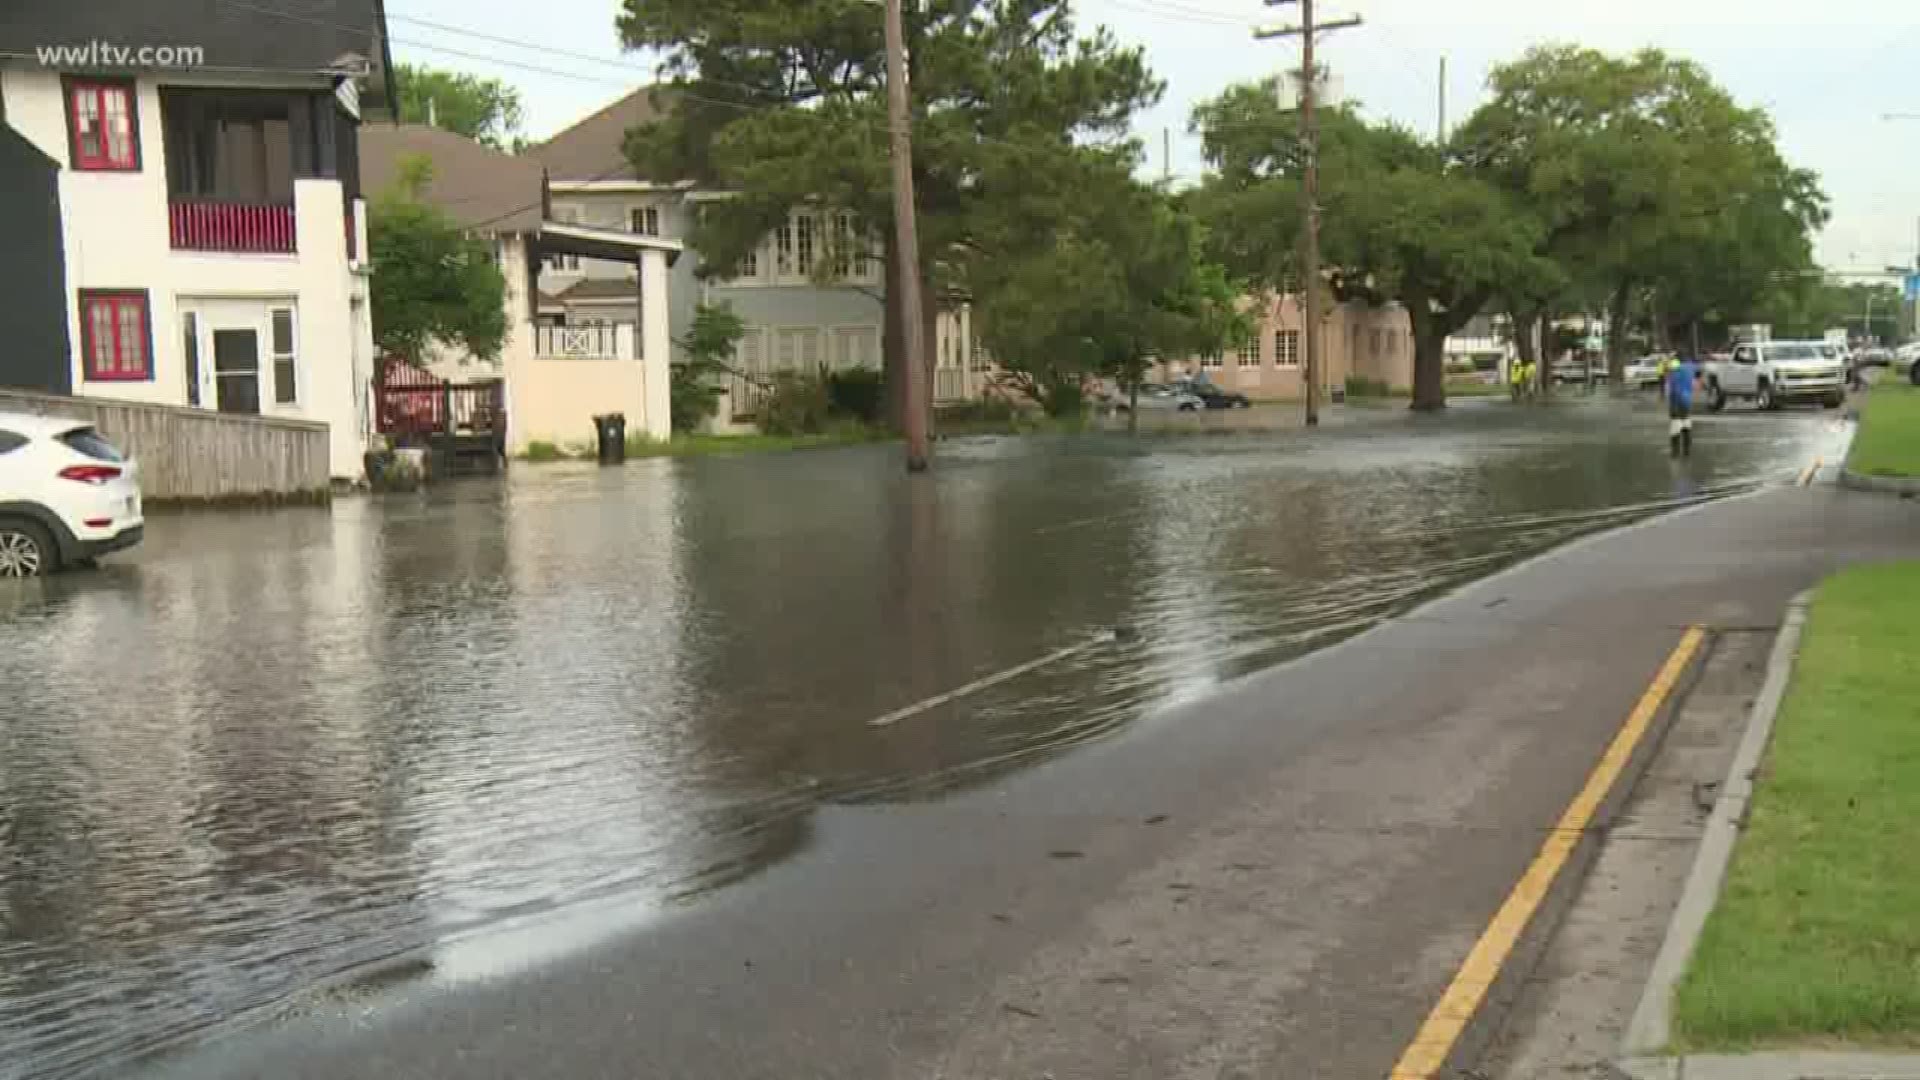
{"left": 361, "top": 124, "right": 682, "bottom": 452}
{"left": 1160, "top": 292, "right": 1415, "bottom": 398}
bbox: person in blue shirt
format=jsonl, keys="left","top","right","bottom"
{"left": 1666, "top": 353, "right": 1702, "bottom": 458}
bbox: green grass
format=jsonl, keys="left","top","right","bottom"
{"left": 1672, "top": 562, "right": 1920, "bottom": 1050}
{"left": 516, "top": 424, "right": 891, "bottom": 462}
{"left": 1847, "top": 384, "right": 1920, "bottom": 478}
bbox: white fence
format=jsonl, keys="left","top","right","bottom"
{"left": 535, "top": 323, "right": 635, "bottom": 361}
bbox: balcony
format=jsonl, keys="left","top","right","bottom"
{"left": 170, "top": 200, "right": 297, "bottom": 255}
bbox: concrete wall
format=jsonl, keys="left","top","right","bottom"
{"left": 505, "top": 245, "right": 671, "bottom": 449}
{"left": 0, "top": 67, "right": 373, "bottom": 481}
{"left": 0, "top": 388, "right": 329, "bottom": 503}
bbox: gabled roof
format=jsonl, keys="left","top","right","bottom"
{"left": 360, "top": 123, "right": 546, "bottom": 233}
{"left": 525, "top": 85, "right": 674, "bottom": 182}
{"left": 1, "top": 0, "right": 393, "bottom": 98}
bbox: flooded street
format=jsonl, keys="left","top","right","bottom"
{"left": 0, "top": 399, "right": 1842, "bottom": 1078}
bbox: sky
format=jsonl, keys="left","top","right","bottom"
{"left": 384, "top": 0, "right": 1920, "bottom": 274}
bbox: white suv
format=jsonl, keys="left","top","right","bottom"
{"left": 0, "top": 412, "right": 144, "bottom": 578}
{"left": 1704, "top": 341, "right": 1846, "bottom": 412}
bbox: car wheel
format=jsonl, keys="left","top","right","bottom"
{"left": 1758, "top": 381, "right": 1778, "bottom": 411}
{"left": 1707, "top": 379, "right": 1727, "bottom": 413}
{"left": 0, "top": 518, "right": 57, "bottom": 579}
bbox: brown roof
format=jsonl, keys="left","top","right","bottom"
{"left": 359, "top": 123, "right": 547, "bottom": 233}
{"left": 554, "top": 278, "right": 642, "bottom": 302}
{"left": 526, "top": 86, "right": 674, "bottom": 181}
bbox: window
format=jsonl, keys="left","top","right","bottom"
{"left": 66, "top": 79, "right": 139, "bottom": 171}
{"left": 1237, "top": 339, "right": 1261, "bottom": 368}
{"left": 1370, "top": 329, "right": 1383, "bottom": 359}
{"left": 0, "top": 431, "right": 26, "bottom": 456}
{"left": 271, "top": 308, "right": 297, "bottom": 404}
{"left": 630, "top": 206, "right": 660, "bottom": 236}
{"left": 182, "top": 311, "right": 201, "bottom": 407}
{"left": 549, "top": 208, "right": 581, "bottom": 270}
{"left": 775, "top": 220, "right": 795, "bottom": 278}
{"left": 79, "top": 290, "right": 152, "bottom": 381}
{"left": 795, "top": 213, "right": 817, "bottom": 277}
{"left": 738, "top": 243, "right": 761, "bottom": 281}
{"left": 1200, "top": 351, "right": 1224, "bottom": 370}
{"left": 1275, "top": 329, "right": 1301, "bottom": 367}
{"left": 1384, "top": 330, "right": 1398, "bottom": 357}
{"left": 832, "top": 326, "right": 880, "bottom": 370}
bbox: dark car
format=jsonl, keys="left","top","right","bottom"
{"left": 1178, "top": 381, "right": 1253, "bottom": 409}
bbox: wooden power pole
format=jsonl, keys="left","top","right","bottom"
{"left": 1257, "top": 0, "right": 1360, "bottom": 428}
{"left": 883, "top": 0, "right": 931, "bottom": 472}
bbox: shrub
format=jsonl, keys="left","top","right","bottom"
{"left": 756, "top": 370, "right": 835, "bottom": 436}
{"left": 937, "top": 395, "right": 1021, "bottom": 424}
{"left": 825, "top": 366, "right": 887, "bottom": 424}
{"left": 522, "top": 440, "right": 568, "bottom": 461}
{"left": 1344, "top": 374, "right": 1390, "bottom": 398}
{"left": 672, "top": 304, "right": 744, "bottom": 432}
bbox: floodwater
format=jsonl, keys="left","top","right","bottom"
{"left": 0, "top": 399, "right": 1840, "bottom": 1078}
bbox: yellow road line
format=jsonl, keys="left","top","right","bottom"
{"left": 1798, "top": 458, "right": 1823, "bottom": 487}
{"left": 1388, "top": 626, "right": 1707, "bottom": 1080}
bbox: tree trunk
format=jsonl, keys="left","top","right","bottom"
{"left": 1408, "top": 308, "right": 1447, "bottom": 411}
{"left": 921, "top": 288, "right": 940, "bottom": 433}
{"left": 882, "top": 225, "right": 906, "bottom": 430}
{"left": 1606, "top": 279, "right": 1632, "bottom": 387}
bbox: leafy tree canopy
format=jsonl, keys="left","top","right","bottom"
{"left": 395, "top": 62, "right": 526, "bottom": 149}
{"left": 369, "top": 157, "right": 508, "bottom": 366}
{"left": 1192, "top": 86, "right": 1550, "bottom": 409}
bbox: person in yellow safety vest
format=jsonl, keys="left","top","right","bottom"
{"left": 1509, "top": 358, "right": 1528, "bottom": 401}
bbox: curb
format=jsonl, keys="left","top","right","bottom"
{"left": 1614, "top": 590, "right": 1920, "bottom": 1080}
{"left": 1838, "top": 467, "right": 1920, "bottom": 495}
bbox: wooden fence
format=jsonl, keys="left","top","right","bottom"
{"left": 0, "top": 388, "right": 329, "bottom": 504}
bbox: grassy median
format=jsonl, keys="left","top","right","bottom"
{"left": 1673, "top": 561, "right": 1920, "bottom": 1050}
{"left": 1846, "top": 383, "right": 1920, "bottom": 478}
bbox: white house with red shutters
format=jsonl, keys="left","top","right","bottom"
{"left": 0, "top": 3, "right": 391, "bottom": 481}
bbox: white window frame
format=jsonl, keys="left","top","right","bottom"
{"left": 1199, "top": 351, "right": 1225, "bottom": 370}
{"left": 269, "top": 305, "right": 298, "bottom": 405}
{"left": 1275, "top": 329, "right": 1301, "bottom": 367}
{"left": 795, "top": 213, "right": 817, "bottom": 279}
{"left": 549, "top": 207, "right": 581, "bottom": 271}
{"left": 830, "top": 324, "right": 881, "bottom": 370}
{"left": 630, "top": 205, "right": 660, "bottom": 236}
{"left": 1236, "top": 338, "right": 1261, "bottom": 368}
{"left": 774, "top": 220, "right": 795, "bottom": 280}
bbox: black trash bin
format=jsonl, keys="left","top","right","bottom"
{"left": 592, "top": 413, "right": 627, "bottom": 464}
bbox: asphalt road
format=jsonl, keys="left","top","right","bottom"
{"left": 138, "top": 474, "right": 1919, "bottom": 1079}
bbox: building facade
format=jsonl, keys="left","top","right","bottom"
{"left": 526, "top": 88, "right": 981, "bottom": 420}
{"left": 360, "top": 123, "right": 680, "bottom": 450}
{"left": 1161, "top": 292, "right": 1416, "bottom": 397}
{"left": 0, "top": 5, "right": 390, "bottom": 481}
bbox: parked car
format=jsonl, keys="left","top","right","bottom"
{"left": 1702, "top": 340, "right": 1845, "bottom": 411}
{"left": 1895, "top": 343, "right": 1920, "bottom": 384}
{"left": 1623, "top": 355, "right": 1667, "bottom": 389}
{"left": 1176, "top": 380, "right": 1252, "bottom": 409}
{"left": 1856, "top": 347, "right": 1893, "bottom": 370}
{"left": 1119, "top": 384, "right": 1203, "bottom": 412}
{"left": 0, "top": 413, "right": 143, "bottom": 578}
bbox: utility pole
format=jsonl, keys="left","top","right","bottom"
{"left": 1257, "top": 0, "right": 1361, "bottom": 428}
{"left": 882, "top": 0, "right": 930, "bottom": 472}
{"left": 1437, "top": 56, "right": 1447, "bottom": 142}
{"left": 1163, "top": 126, "right": 1172, "bottom": 185}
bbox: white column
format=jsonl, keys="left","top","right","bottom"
{"left": 639, "top": 248, "right": 673, "bottom": 440}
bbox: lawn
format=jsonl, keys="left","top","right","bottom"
{"left": 1672, "top": 561, "right": 1920, "bottom": 1050}
{"left": 1846, "top": 383, "right": 1920, "bottom": 478}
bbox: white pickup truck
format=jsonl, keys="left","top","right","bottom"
{"left": 1703, "top": 340, "right": 1846, "bottom": 411}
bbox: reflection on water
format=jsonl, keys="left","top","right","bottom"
{"left": 0, "top": 402, "right": 1832, "bottom": 1077}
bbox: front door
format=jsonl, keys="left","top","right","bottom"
{"left": 212, "top": 327, "right": 261, "bottom": 414}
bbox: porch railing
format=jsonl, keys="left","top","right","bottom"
{"left": 374, "top": 361, "right": 506, "bottom": 439}
{"left": 535, "top": 323, "right": 633, "bottom": 360}
{"left": 170, "top": 200, "right": 297, "bottom": 254}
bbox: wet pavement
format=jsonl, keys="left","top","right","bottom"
{"left": 0, "top": 398, "right": 1847, "bottom": 1078}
